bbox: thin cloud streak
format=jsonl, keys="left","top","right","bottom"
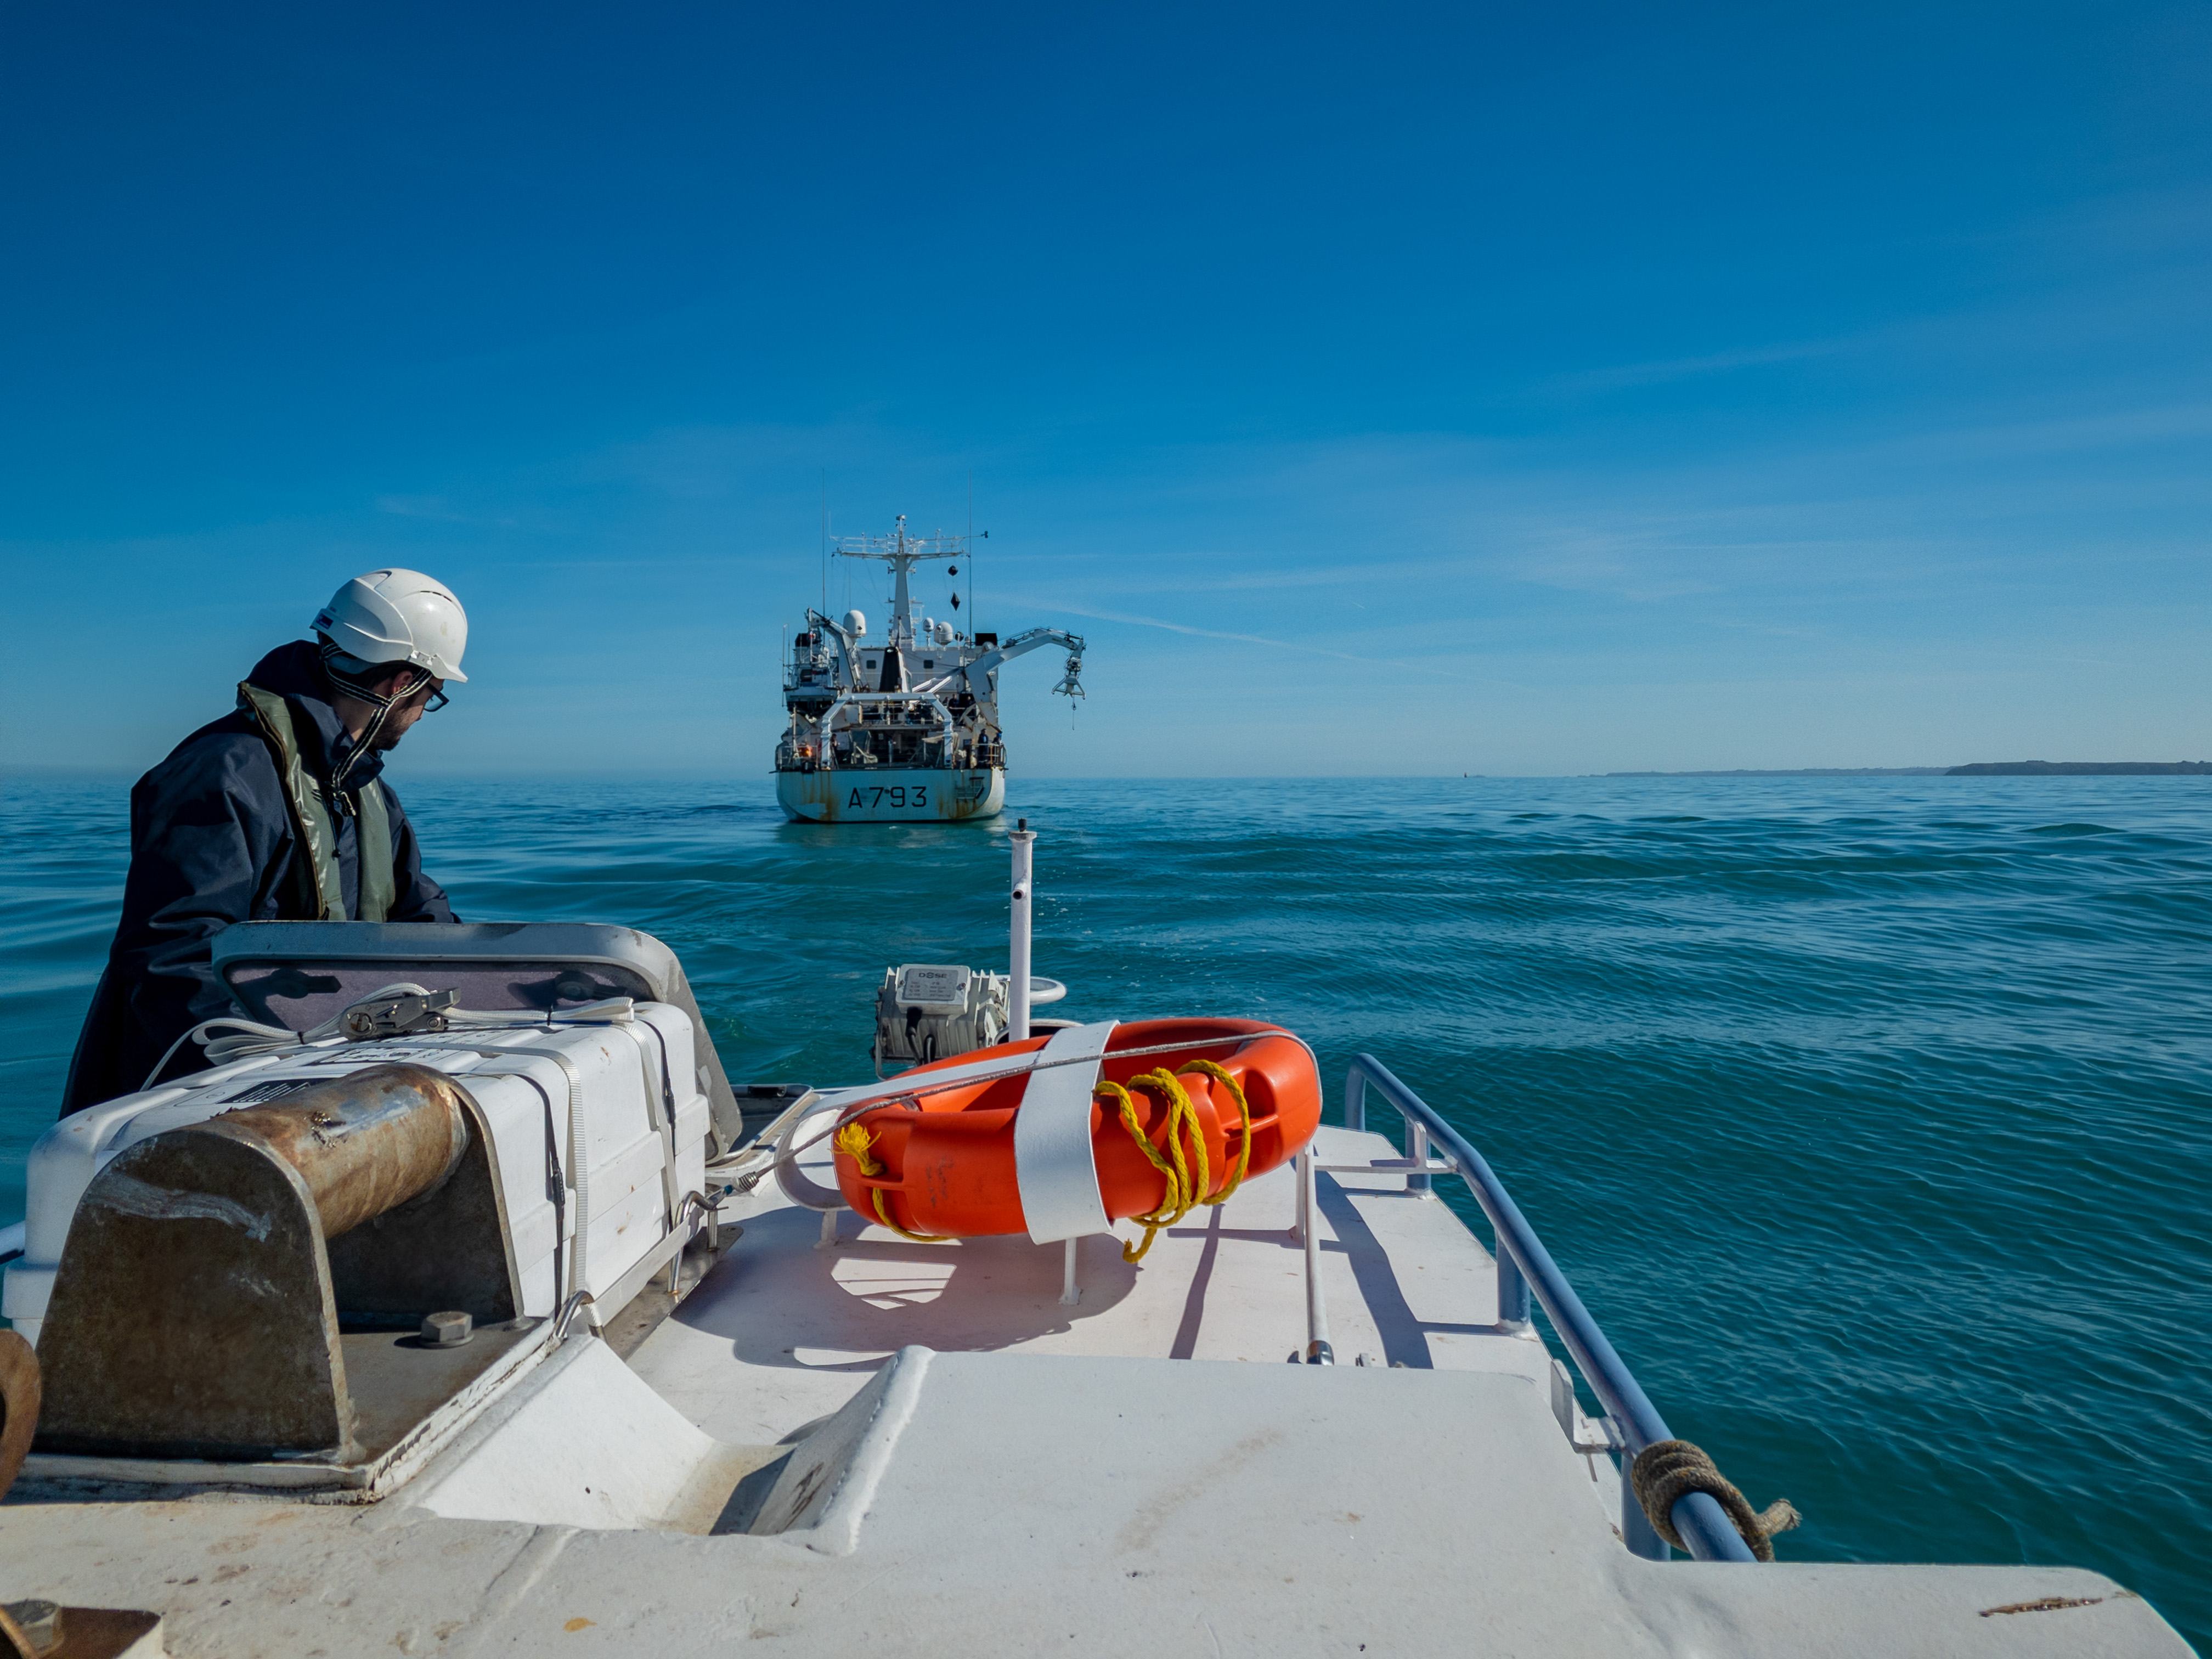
{"left": 1011, "top": 596, "right": 1474, "bottom": 681}
{"left": 1557, "top": 337, "right": 1854, "bottom": 392}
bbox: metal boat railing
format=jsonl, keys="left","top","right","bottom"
{"left": 1296, "top": 1053, "right": 1759, "bottom": 1564}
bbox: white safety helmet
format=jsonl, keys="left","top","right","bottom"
{"left": 313, "top": 569, "right": 469, "bottom": 682}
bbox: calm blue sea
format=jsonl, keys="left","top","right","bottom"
{"left": 4, "top": 772, "right": 2208, "bottom": 1643}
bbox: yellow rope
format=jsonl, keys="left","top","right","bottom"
{"left": 831, "top": 1120, "right": 953, "bottom": 1243}
{"left": 1180, "top": 1059, "right": 1256, "bottom": 1198}
{"left": 832, "top": 1058, "right": 1256, "bottom": 1260}
{"left": 1099, "top": 1060, "right": 1255, "bottom": 1262}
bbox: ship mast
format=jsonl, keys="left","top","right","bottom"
{"left": 833, "top": 514, "right": 964, "bottom": 650}
{"left": 891, "top": 515, "right": 914, "bottom": 646}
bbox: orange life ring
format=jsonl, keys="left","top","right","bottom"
{"left": 831, "top": 1018, "right": 1321, "bottom": 1244}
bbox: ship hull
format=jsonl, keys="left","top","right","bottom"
{"left": 776, "top": 767, "right": 1006, "bottom": 823}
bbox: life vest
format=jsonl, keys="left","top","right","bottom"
{"left": 235, "top": 682, "right": 396, "bottom": 922}
{"left": 830, "top": 1018, "right": 1322, "bottom": 1255}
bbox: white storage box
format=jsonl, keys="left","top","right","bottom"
{"left": 5, "top": 1006, "right": 710, "bottom": 1347}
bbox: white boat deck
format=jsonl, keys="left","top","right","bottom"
{"left": 633, "top": 1125, "right": 1513, "bottom": 1447}
{"left": 0, "top": 1125, "right": 2188, "bottom": 1656}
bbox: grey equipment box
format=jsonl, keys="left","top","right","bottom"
{"left": 212, "top": 921, "right": 745, "bottom": 1155}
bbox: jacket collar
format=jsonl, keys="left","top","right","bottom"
{"left": 243, "top": 640, "right": 386, "bottom": 794}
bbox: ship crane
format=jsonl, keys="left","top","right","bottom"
{"left": 803, "top": 607, "right": 860, "bottom": 680}
{"left": 911, "top": 627, "right": 1087, "bottom": 704}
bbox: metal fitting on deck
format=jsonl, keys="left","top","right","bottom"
{"left": 32, "top": 1064, "right": 521, "bottom": 1463}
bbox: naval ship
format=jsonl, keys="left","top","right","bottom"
{"left": 774, "top": 516, "right": 1085, "bottom": 823}
{"left": 0, "top": 835, "right": 2191, "bottom": 1655}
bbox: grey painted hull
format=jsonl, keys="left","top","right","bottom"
{"left": 775, "top": 766, "right": 1005, "bottom": 823}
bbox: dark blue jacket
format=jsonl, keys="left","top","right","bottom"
{"left": 62, "top": 641, "right": 455, "bottom": 1114}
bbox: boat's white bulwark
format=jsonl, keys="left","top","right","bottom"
{"left": 777, "top": 766, "right": 1005, "bottom": 823}
{"left": 0, "top": 1125, "right": 2188, "bottom": 1656}
{"left": 8, "top": 884, "right": 2189, "bottom": 1654}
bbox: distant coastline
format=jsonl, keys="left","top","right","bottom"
{"left": 1601, "top": 762, "right": 2209, "bottom": 778}
{"left": 1603, "top": 768, "right": 1946, "bottom": 777}
{"left": 1944, "top": 760, "right": 2211, "bottom": 776}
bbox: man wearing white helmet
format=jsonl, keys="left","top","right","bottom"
{"left": 61, "top": 571, "right": 469, "bottom": 1114}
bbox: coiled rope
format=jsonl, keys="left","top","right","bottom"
{"left": 1098, "top": 1059, "right": 1253, "bottom": 1262}
{"left": 1629, "top": 1439, "right": 1801, "bottom": 1561}
{"left": 829, "top": 1057, "right": 1256, "bottom": 1259}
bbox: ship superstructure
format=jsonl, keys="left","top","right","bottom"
{"left": 775, "top": 516, "right": 1085, "bottom": 822}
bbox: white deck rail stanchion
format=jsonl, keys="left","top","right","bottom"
{"left": 1012, "top": 820, "right": 1092, "bottom": 1307}
{"left": 1009, "top": 820, "right": 1034, "bottom": 1043}
{"left": 1298, "top": 1146, "right": 1333, "bottom": 1364}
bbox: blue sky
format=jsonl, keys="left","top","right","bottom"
{"left": 3, "top": 2, "right": 2207, "bottom": 777}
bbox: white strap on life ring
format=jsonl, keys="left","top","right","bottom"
{"left": 1012, "top": 1020, "right": 1118, "bottom": 1244}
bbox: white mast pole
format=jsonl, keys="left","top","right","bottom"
{"left": 1009, "top": 818, "right": 1034, "bottom": 1041}
{"left": 890, "top": 514, "right": 913, "bottom": 646}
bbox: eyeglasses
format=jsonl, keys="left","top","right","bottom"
{"left": 404, "top": 677, "right": 449, "bottom": 714}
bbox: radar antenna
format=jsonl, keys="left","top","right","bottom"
{"left": 832, "top": 512, "right": 965, "bottom": 647}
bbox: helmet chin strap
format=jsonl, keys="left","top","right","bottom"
{"left": 320, "top": 640, "right": 430, "bottom": 799}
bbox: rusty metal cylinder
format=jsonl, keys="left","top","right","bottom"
{"left": 211, "top": 1064, "right": 470, "bottom": 1240}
